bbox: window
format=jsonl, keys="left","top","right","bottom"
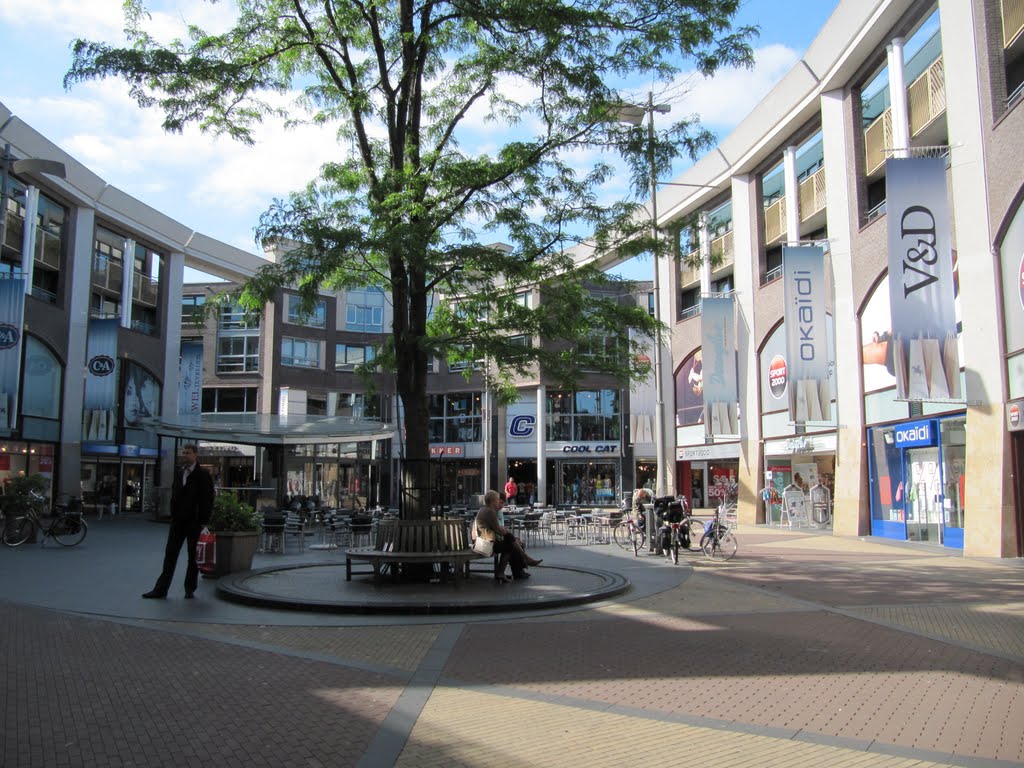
{"left": 21, "top": 336, "right": 62, "bottom": 420}
{"left": 545, "top": 389, "right": 620, "bottom": 441}
{"left": 181, "top": 295, "right": 206, "bottom": 327}
{"left": 219, "top": 304, "right": 259, "bottom": 330}
{"left": 335, "top": 343, "right": 376, "bottom": 370}
{"left": 216, "top": 335, "right": 260, "bottom": 373}
{"left": 334, "top": 392, "right": 386, "bottom": 421}
{"left": 281, "top": 337, "right": 321, "bottom": 368}
{"left": 285, "top": 294, "right": 327, "bottom": 328}
{"left": 514, "top": 290, "right": 534, "bottom": 309}
{"left": 345, "top": 287, "right": 385, "bottom": 332}
{"left": 579, "top": 334, "right": 617, "bottom": 371}
{"left": 647, "top": 292, "right": 655, "bottom": 317}
{"left": 92, "top": 226, "right": 124, "bottom": 307}
{"left": 429, "top": 391, "right": 482, "bottom": 442}
{"left": 202, "top": 387, "right": 258, "bottom": 413}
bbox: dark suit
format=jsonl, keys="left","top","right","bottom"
{"left": 152, "top": 463, "right": 215, "bottom": 595}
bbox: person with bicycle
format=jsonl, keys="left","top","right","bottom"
{"left": 143, "top": 444, "right": 214, "bottom": 600}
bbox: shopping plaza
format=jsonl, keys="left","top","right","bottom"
{"left": 0, "top": 0, "right": 1022, "bottom": 557}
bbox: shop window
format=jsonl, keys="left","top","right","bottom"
{"left": 545, "top": 389, "right": 620, "bottom": 441}
{"left": 428, "top": 392, "right": 481, "bottom": 443}
{"left": 21, "top": 336, "right": 62, "bottom": 420}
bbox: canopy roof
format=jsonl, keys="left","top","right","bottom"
{"left": 145, "top": 414, "right": 394, "bottom": 447}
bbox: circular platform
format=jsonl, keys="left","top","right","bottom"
{"left": 216, "top": 563, "right": 630, "bottom": 615}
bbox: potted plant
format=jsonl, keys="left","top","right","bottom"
{"left": 207, "top": 491, "right": 262, "bottom": 576}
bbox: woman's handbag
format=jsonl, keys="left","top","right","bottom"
{"left": 472, "top": 537, "right": 494, "bottom": 556}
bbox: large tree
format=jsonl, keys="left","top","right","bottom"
{"left": 67, "top": 0, "right": 753, "bottom": 517}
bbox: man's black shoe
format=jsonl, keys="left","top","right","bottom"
{"left": 513, "top": 572, "right": 530, "bottom": 580}
{"left": 184, "top": 592, "right": 195, "bottom": 599}
{"left": 142, "top": 590, "right": 167, "bottom": 599}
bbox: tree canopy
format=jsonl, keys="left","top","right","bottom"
{"left": 66, "top": 0, "right": 754, "bottom": 514}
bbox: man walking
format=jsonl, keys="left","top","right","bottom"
{"left": 143, "top": 444, "right": 214, "bottom": 599}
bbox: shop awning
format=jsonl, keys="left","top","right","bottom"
{"left": 143, "top": 414, "right": 395, "bottom": 447}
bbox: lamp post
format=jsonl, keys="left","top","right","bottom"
{"left": 614, "top": 94, "right": 671, "bottom": 550}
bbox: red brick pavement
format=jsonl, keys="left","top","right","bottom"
{"left": 1, "top": 603, "right": 403, "bottom": 768}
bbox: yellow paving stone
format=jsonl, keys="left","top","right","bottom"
{"left": 146, "top": 621, "right": 443, "bottom": 672}
{"left": 747, "top": 535, "right": 940, "bottom": 556}
{"left": 396, "top": 688, "right": 973, "bottom": 768}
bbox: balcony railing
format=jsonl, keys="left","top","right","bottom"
{"left": 763, "top": 196, "right": 786, "bottom": 246}
{"left": 679, "top": 248, "right": 701, "bottom": 287}
{"left": 91, "top": 256, "right": 123, "bottom": 294}
{"left": 798, "top": 167, "right": 827, "bottom": 222}
{"left": 1004, "top": 0, "right": 1024, "bottom": 47}
{"left": 709, "top": 230, "right": 734, "bottom": 270}
{"left": 35, "top": 230, "right": 61, "bottom": 269}
{"left": 132, "top": 270, "right": 159, "bottom": 307}
{"left": 908, "top": 57, "right": 946, "bottom": 135}
{"left": 864, "top": 109, "right": 893, "bottom": 177}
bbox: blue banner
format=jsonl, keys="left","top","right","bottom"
{"left": 178, "top": 341, "right": 203, "bottom": 416}
{"left": 0, "top": 277, "right": 26, "bottom": 431}
{"left": 83, "top": 318, "right": 118, "bottom": 441}
{"left": 700, "top": 296, "right": 738, "bottom": 437}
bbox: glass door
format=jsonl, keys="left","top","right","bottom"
{"left": 904, "top": 447, "right": 942, "bottom": 543}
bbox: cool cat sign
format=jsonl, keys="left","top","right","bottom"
{"left": 547, "top": 442, "right": 620, "bottom": 457}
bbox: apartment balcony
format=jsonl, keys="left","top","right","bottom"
{"left": 865, "top": 57, "right": 946, "bottom": 178}
{"left": 764, "top": 197, "right": 787, "bottom": 247}
{"left": 1004, "top": 0, "right": 1024, "bottom": 47}
{"left": 908, "top": 57, "right": 946, "bottom": 137}
{"left": 679, "top": 247, "right": 701, "bottom": 288}
{"left": 709, "top": 230, "right": 734, "bottom": 271}
{"left": 132, "top": 270, "right": 159, "bottom": 307}
{"left": 798, "top": 166, "right": 828, "bottom": 236}
{"left": 91, "top": 257, "right": 123, "bottom": 294}
{"left": 35, "top": 230, "right": 61, "bottom": 269}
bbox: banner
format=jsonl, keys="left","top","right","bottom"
{"left": 700, "top": 296, "right": 738, "bottom": 437}
{"left": 886, "top": 157, "right": 960, "bottom": 400}
{"left": 83, "top": 318, "right": 118, "bottom": 441}
{"left": 178, "top": 341, "right": 203, "bottom": 416}
{"left": 783, "top": 246, "right": 832, "bottom": 421}
{"left": 0, "top": 277, "right": 26, "bottom": 431}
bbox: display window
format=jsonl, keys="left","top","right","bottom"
{"left": 555, "top": 462, "right": 617, "bottom": 506}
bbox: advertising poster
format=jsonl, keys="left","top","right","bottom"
{"left": 700, "top": 297, "right": 738, "bottom": 437}
{"left": 178, "top": 341, "right": 203, "bottom": 415}
{"left": 783, "top": 246, "right": 831, "bottom": 421}
{"left": 885, "top": 157, "right": 960, "bottom": 400}
{"left": 123, "top": 361, "right": 160, "bottom": 426}
{"left": 83, "top": 317, "right": 118, "bottom": 441}
{"left": 0, "top": 277, "right": 25, "bottom": 431}
{"left": 675, "top": 349, "right": 704, "bottom": 426}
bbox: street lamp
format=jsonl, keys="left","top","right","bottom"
{"left": 614, "top": 94, "right": 671, "bottom": 551}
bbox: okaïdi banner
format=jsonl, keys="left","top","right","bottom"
{"left": 768, "top": 354, "right": 787, "bottom": 399}
{"left": 886, "top": 156, "right": 960, "bottom": 401}
{"left": 783, "top": 245, "right": 831, "bottom": 421}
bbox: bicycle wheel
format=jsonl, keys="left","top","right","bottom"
{"left": 701, "top": 530, "right": 738, "bottom": 561}
{"left": 2, "top": 516, "right": 34, "bottom": 546}
{"left": 612, "top": 522, "right": 633, "bottom": 551}
{"left": 670, "top": 533, "right": 679, "bottom": 565}
{"left": 50, "top": 515, "right": 88, "bottom": 547}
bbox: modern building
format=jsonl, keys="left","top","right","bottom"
{"left": 642, "top": 0, "right": 1024, "bottom": 557}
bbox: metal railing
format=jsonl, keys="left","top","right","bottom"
{"left": 132, "top": 270, "right": 159, "bottom": 307}
{"left": 798, "top": 167, "right": 827, "bottom": 222}
{"left": 763, "top": 196, "right": 786, "bottom": 246}
{"left": 709, "top": 230, "right": 734, "bottom": 270}
{"left": 760, "top": 265, "right": 784, "bottom": 286}
{"left": 679, "top": 303, "right": 700, "bottom": 320}
{"left": 908, "top": 57, "right": 946, "bottom": 135}
{"left": 864, "top": 109, "right": 893, "bottom": 177}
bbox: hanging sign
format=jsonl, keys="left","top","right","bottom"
{"left": 83, "top": 318, "right": 118, "bottom": 441}
{"left": 0, "top": 277, "right": 25, "bottom": 431}
{"left": 700, "top": 296, "right": 738, "bottom": 437}
{"left": 886, "top": 157, "right": 960, "bottom": 400}
{"left": 783, "top": 246, "right": 831, "bottom": 421}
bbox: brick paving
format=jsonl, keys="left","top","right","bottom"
{"left": 2, "top": 521, "right": 1023, "bottom": 767}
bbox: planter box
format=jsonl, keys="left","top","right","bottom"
{"left": 210, "top": 531, "right": 259, "bottom": 577}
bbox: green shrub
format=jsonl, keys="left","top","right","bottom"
{"left": 208, "top": 491, "right": 261, "bottom": 533}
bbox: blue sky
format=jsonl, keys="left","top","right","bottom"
{"left": 0, "top": 0, "right": 840, "bottom": 282}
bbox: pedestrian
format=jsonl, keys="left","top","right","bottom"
{"left": 475, "top": 489, "right": 536, "bottom": 582}
{"left": 504, "top": 476, "right": 518, "bottom": 505}
{"left": 143, "top": 444, "right": 214, "bottom": 599}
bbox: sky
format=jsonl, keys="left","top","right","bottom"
{"left": 0, "top": 0, "right": 841, "bottom": 282}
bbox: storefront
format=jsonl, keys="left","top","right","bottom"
{"left": 80, "top": 442, "right": 159, "bottom": 516}
{"left": 676, "top": 443, "right": 739, "bottom": 511}
{"left": 428, "top": 444, "right": 483, "bottom": 507}
{"left": 762, "top": 434, "right": 837, "bottom": 526}
{"left": 866, "top": 415, "right": 966, "bottom": 548}
{"left": 0, "top": 441, "right": 57, "bottom": 501}
{"left": 1009, "top": 401, "right": 1024, "bottom": 557}
{"left": 546, "top": 442, "right": 621, "bottom": 506}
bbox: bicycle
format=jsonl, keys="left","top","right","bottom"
{"left": 656, "top": 499, "right": 702, "bottom": 565}
{"left": 612, "top": 512, "right": 646, "bottom": 556}
{"left": 2, "top": 491, "right": 88, "bottom": 547}
{"left": 699, "top": 503, "right": 737, "bottom": 561}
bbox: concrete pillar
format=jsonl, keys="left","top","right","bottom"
{"left": 58, "top": 206, "right": 95, "bottom": 498}
{"left": 730, "top": 173, "right": 762, "bottom": 526}
{"left": 121, "top": 238, "right": 135, "bottom": 329}
{"left": 821, "top": 89, "right": 869, "bottom": 536}
{"left": 783, "top": 146, "right": 801, "bottom": 243}
{"left": 940, "top": 1, "right": 1013, "bottom": 556}
{"left": 535, "top": 384, "right": 546, "bottom": 505}
{"left": 161, "top": 252, "right": 184, "bottom": 420}
{"left": 21, "top": 186, "right": 39, "bottom": 293}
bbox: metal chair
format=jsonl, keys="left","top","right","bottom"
{"left": 284, "top": 512, "right": 306, "bottom": 552}
{"left": 260, "top": 513, "right": 287, "bottom": 554}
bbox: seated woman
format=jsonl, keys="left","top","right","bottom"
{"left": 474, "top": 490, "right": 539, "bottom": 582}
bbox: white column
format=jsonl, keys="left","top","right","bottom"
{"left": 59, "top": 206, "right": 96, "bottom": 497}
{"left": 535, "top": 384, "right": 546, "bottom": 506}
{"left": 887, "top": 38, "right": 911, "bottom": 158}
{"left": 783, "top": 146, "right": 800, "bottom": 243}
{"left": 820, "top": 88, "right": 868, "bottom": 536}
{"left": 121, "top": 238, "right": 135, "bottom": 329}
{"left": 481, "top": 387, "right": 491, "bottom": 498}
{"left": 731, "top": 173, "right": 760, "bottom": 526}
{"left": 698, "top": 212, "right": 712, "bottom": 294}
{"left": 940, "top": 1, "right": 1011, "bottom": 556}
{"left": 20, "top": 186, "right": 39, "bottom": 294}
{"left": 654, "top": 241, "right": 676, "bottom": 496}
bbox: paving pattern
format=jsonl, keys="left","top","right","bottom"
{"left": 2, "top": 519, "right": 1023, "bottom": 767}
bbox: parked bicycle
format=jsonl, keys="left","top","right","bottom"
{"left": 612, "top": 508, "right": 646, "bottom": 556}
{"left": 654, "top": 496, "right": 704, "bottom": 565}
{"left": 699, "top": 502, "right": 737, "bottom": 561}
{"left": 2, "top": 490, "right": 88, "bottom": 547}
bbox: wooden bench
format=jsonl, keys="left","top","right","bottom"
{"left": 345, "top": 519, "right": 488, "bottom": 584}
